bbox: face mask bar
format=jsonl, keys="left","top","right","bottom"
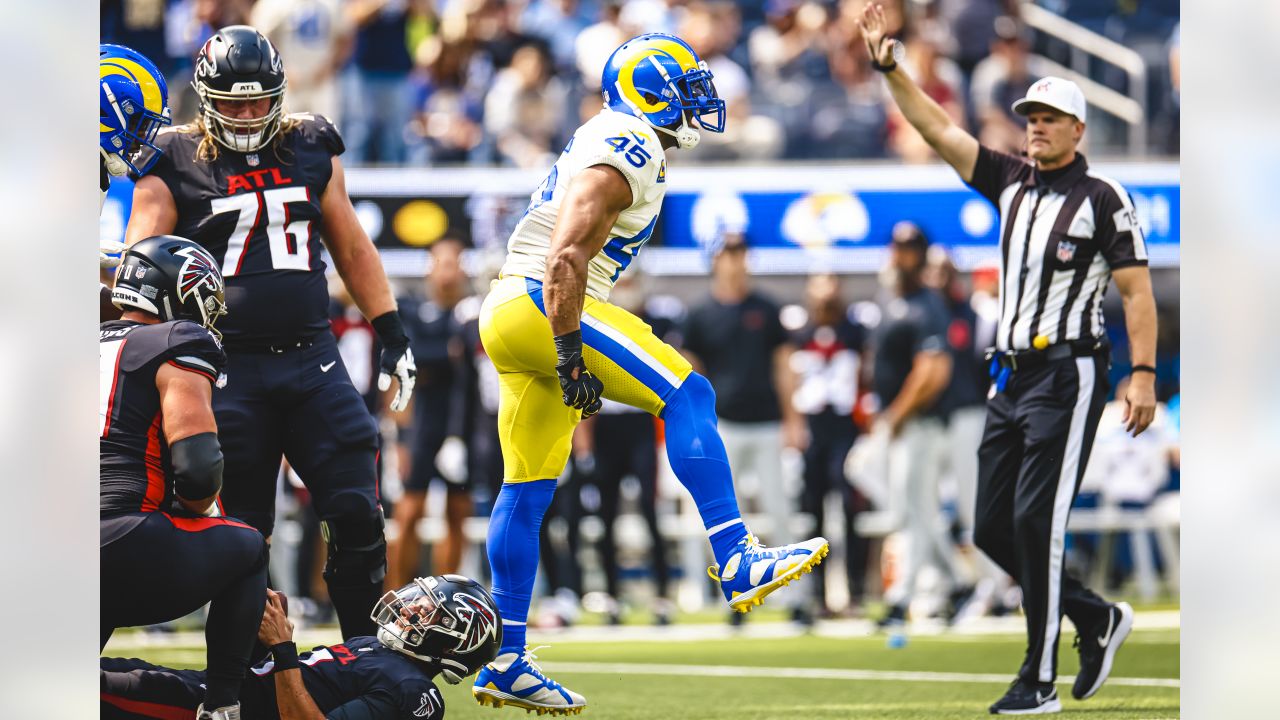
{"left": 102, "top": 82, "right": 172, "bottom": 177}
{"left": 198, "top": 83, "right": 287, "bottom": 153}
{"left": 670, "top": 66, "right": 725, "bottom": 133}
{"left": 371, "top": 579, "right": 468, "bottom": 651}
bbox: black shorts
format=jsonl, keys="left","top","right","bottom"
{"left": 214, "top": 330, "right": 381, "bottom": 536}
{"left": 101, "top": 511, "right": 267, "bottom": 636}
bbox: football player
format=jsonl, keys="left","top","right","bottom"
{"left": 102, "top": 576, "right": 501, "bottom": 720}
{"left": 101, "top": 235, "right": 268, "bottom": 720}
{"left": 471, "top": 33, "right": 829, "bottom": 715}
{"left": 100, "top": 43, "right": 172, "bottom": 319}
{"left": 124, "top": 25, "right": 416, "bottom": 640}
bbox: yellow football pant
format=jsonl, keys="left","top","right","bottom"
{"left": 478, "top": 275, "right": 692, "bottom": 483}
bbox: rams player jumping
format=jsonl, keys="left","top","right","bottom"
{"left": 471, "top": 33, "right": 830, "bottom": 716}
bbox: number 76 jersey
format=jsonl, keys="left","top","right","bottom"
{"left": 148, "top": 114, "right": 341, "bottom": 346}
{"left": 502, "top": 109, "right": 668, "bottom": 302}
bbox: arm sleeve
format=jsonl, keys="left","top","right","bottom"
{"left": 325, "top": 692, "right": 402, "bottom": 720}
{"left": 1093, "top": 182, "right": 1149, "bottom": 269}
{"left": 964, "top": 145, "right": 1029, "bottom": 207}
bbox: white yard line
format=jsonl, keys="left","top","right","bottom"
{"left": 536, "top": 662, "right": 1181, "bottom": 689}
{"left": 104, "top": 611, "right": 1181, "bottom": 651}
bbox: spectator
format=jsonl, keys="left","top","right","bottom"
{"left": 886, "top": 22, "right": 967, "bottom": 163}
{"left": 806, "top": 32, "right": 889, "bottom": 159}
{"left": 748, "top": 0, "right": 831, "bottom": 88}
{"left": 931, "top": 0, "right": 1020, "bottom": 77}
{"left": 790, "top": 272, "right": 870, "bottom": 616}
{"left": 521, "top": 0, "right": 593, "bottom": 76}
{"left": 483, "top": 43, "right": 569, "bottom": 168}
{"left": 344, "top": 0, "right": 429, "bottom": 164}
{"left": 407, "top": 36, "right": 487, "bottom": 164}
{"left": 619, "top": 0, "right": 684, "bottom": 36}
{"left": 387, "top": 238, "right": 479, "bottom": 588}
{"left": 575, "top": 1, "right": 630, "bottom": 89}
{"left": 925, "top": 248, "right": 1010, "bottom": 620}
{"left": 970, "top": 16, "right": 1042, "bottom": 155}
{"left": 680, "top": 1, "right": 785, "bottom": 160}
{"left": 682, "top": 235, "right": 806, "bottom": 620}
{"left": 252, "top": 0, "right": 354, "bottom": 122}
{"left": 872, "top": 222, "right": 964, "bottom": 627}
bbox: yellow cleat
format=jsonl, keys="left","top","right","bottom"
{"left": 711, "top": 535, "right": 831, "bottom": 614}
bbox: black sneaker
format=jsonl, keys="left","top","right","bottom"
{"left": 1072, "top": 601, "right": 1134, "bottom": 700}
{"left": 875, "top": 603, "right": 907, "bottom": 631}
{"left": 988, "top": 678, "right": 1061, "bottom": 715}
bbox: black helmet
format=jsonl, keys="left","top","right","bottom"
{"left": 372, "top": 575, "right": 502, "bottom": 684}
{"left": 112, "top": 235, "right": 227, "bottom": 337}
{"left": 193, "top": 25, "right": 287, "bottom": 153}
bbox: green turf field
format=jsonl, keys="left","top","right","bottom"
{"left": 126, "top": 625, "right": 1178, "bottom": 719}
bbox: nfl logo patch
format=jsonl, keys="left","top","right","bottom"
{"left": 247, "top": 153, "right": 260, "bottom": 167}
{"left": 1056, "top": 240, "right": 1077, "bottom": 262}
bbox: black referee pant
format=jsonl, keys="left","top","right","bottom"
{"left": 973, "top": 353, "right": 1113, "bottom": 684}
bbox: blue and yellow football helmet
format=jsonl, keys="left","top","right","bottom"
{"left": 601, "top": 33, "right": 726, "bottom": 149}
{"left": 100, "top": 44, "right": 171, "bottom": 178}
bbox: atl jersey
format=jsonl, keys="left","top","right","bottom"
{"left": 148, "top": 114, "right": 343, "bottom": 345}
{"left": 99, "top": 320, "right": 225, "bottom": 543}
{"left": 501, "top": 109, "right": 667, "bottom": 302}
{"left": 250, "top": 636, "right": 444, "bottom": 719}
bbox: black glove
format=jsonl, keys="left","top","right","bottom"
{"left": 554, "top": 330, "right": 604, "bottom": 417}
{"left": 371, "top": 311, "right": 417, "bottom": 412}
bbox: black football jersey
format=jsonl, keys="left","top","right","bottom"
{"left": 100, "top": 320, "right": 225, "bottom": 544}
{"left": 249, "top": 636, "right": 445, "bottom": 719}
{"left": 148, "top": 114, "right": 343, "bottom": 345}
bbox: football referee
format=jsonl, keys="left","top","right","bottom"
{"left": 861, "top": 5, "right": 1158, "bottom": 715}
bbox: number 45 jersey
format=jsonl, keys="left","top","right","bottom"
{"left": 148, "top": 114, "right": 342, "bottom": 346}
{"left": 502, "top": 109, "right": 668, "bottom": 303}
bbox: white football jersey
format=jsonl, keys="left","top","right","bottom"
{"left": 501, "top": 109, "right": 668, "bottom": 302}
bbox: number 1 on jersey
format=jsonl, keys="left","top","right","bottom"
{"left": 211, "top": 187, "right": 313, "bottom": 275}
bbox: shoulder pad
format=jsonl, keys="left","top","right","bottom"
{"left": 289, "top": 113, "right": 345, "bottom": 156}
{"left": 119, "top": 320, "right": 225, "bottom": 378}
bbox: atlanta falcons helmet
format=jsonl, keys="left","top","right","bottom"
{"left": 372, "top": 575, "right": 502, "bottom": 684}
{"left": 111, "top": 235, "right": 228, "bottom": 338}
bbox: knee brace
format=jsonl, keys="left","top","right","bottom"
{"left": 320, "top": 510, "right": 388, "bottom": 588}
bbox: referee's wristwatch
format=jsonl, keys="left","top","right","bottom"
{"left": 872, "top": 39, "right": 906, "bottom": 73}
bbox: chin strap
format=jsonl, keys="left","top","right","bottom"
{"left": 653, "top": 118, "right": 701, "bottom": 150}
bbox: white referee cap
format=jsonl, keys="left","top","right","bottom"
{"left": 1012, "top": 77, "right": 1087, "bottom": 123}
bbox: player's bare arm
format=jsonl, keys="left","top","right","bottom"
{"left": 320, "top": 155, "right": 397, "bottom": 319}
{"left": 125, "top": 174, "right": 179, "bottom": 244}
{"left": 543, "top": 163, "right": 632, "bottom": 417}
{"left": 258, "top": 591, "right": 327, "bottom": 720}
{"left": 544, "top": 164, "right": 633, "bottom": 336}
{"left": 882, "top": 351, "right": 952, "bottom": 436}
{"left": 156, "top": 362, "right": 220, "bottom": 515}
{"left": 1112, "top": 265, "right": 1158, "bottom": 436}
{"left": 321, "top": 155, "right": 417, "bottom": 411}
{"left": 859, "top": 2, "right": 980, "bottom": 181}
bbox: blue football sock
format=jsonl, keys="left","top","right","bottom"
{"left": 660, "top": 372, "right": 748, "bottom": 566}
{"left": 487, "top": 479, "right": 557, "bottom": 654}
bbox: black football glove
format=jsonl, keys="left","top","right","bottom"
{"left": 372, "top": 311, "right": 417, "bottom": 412}
{"left": 554, "top": 330, "right": 604, "bottom": 417}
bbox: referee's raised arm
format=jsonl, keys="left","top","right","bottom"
{"left": 858, "top": 3, "right": 979, "bottom": 182}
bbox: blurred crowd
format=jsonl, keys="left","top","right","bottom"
{"left": 102, "top": 0, "right": 1180, "bottom": 166}
{"left": 260, "top": 230, "right": 1180, "bottom": 628}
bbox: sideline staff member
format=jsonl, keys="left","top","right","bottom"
{"left": 860, "top": 4, "right": 1157, "bottom": 714}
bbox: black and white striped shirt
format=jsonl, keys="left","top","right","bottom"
{"left": 966, "top": 147, "right": 1148, "bottom": 352}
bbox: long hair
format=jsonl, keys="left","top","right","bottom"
{"left": 191, "top": 112, "right": 303, "bottom": 164}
